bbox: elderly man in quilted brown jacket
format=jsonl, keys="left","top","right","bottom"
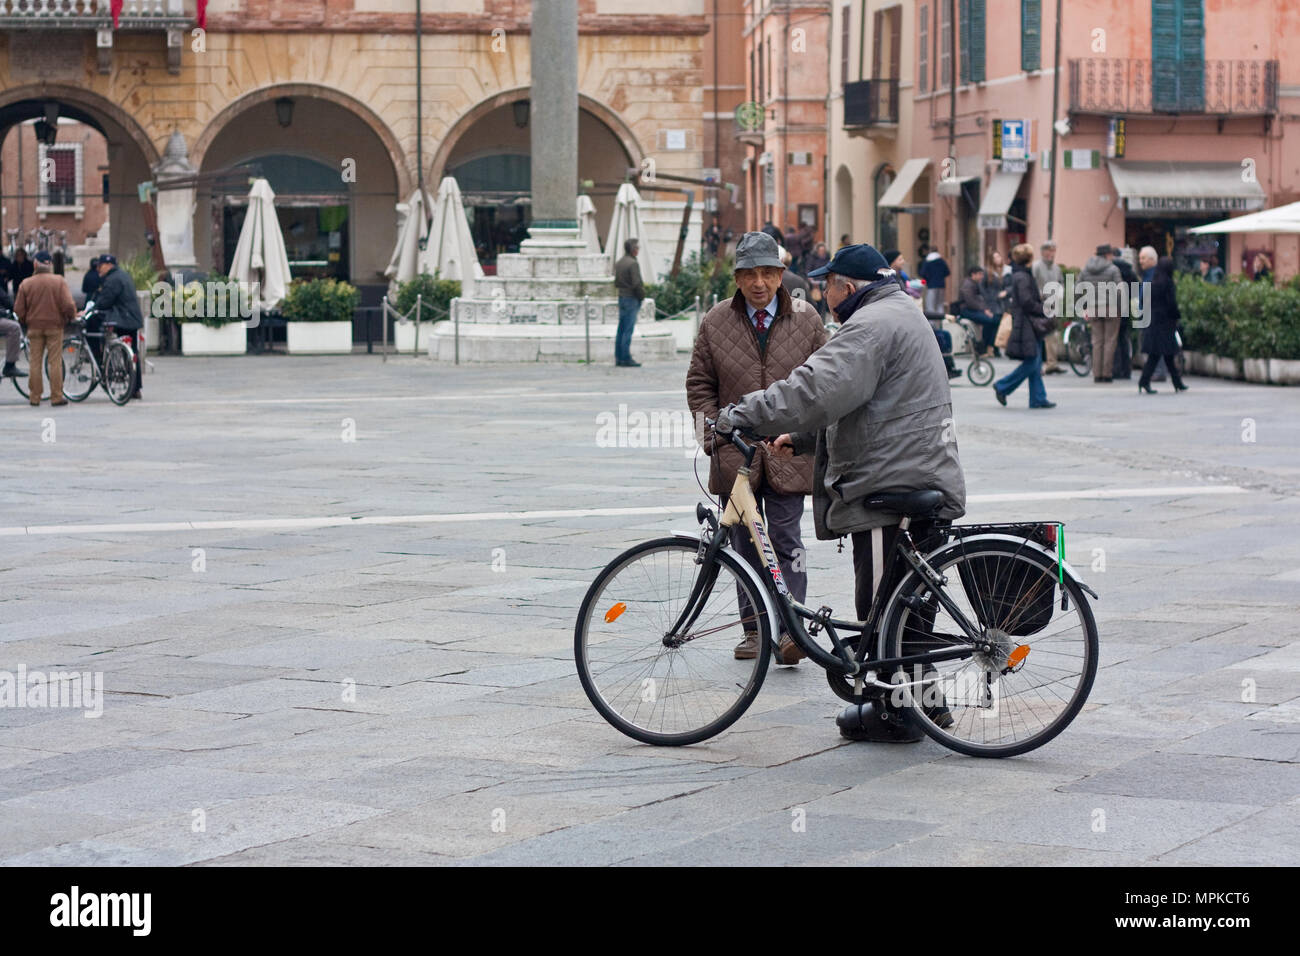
{"left": 687, "top": 231, "right": 828, "bottom": 665}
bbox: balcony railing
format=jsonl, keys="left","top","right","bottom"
{"left": 0, "top": 0, "right": 188, "bottom": 26}
{"left": 844, "top": 78, "right": 899, "bottom": 129}
{"left": 1069, "top": 58, "right": 1278, "bottom": 116}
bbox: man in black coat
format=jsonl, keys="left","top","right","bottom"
{"left": 84, "top": 254, "right": 144, "bottom": 398}
{"left": 1109, "top": 243, "right": 1139, "bottom": 379}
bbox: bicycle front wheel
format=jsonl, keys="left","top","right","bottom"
{"left": 880, "top": 538, "right": 1098, "bottom": 758}
{"left": 967, "top": 356, "right": 994, "bottom": 387}
{"left": 103, "top": 341, "right": 134, "bottom": 405}
{"left": 1067, "top": 329, "right": 1092, "bottom": 376}
{"left": 575, "top": 537, "right": 772, "bottom": 746}
{"left": 62, "top": 339, "right": 97, "bottom": 402}
{"left": 13, "top": 338, "right": 37, "bottom": 399}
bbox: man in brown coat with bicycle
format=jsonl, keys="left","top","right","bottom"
{"left": 687, "top": 231, "right": 828, "bottom": 666}
{"left": 14, "top": 250, "right": 74, "bottom": 405}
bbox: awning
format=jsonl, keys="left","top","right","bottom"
{"left": 976, "top": 169, "right": 1026, "bottom": 231}
{"left": 1189, "top": 201, "right": 1300, "bottom": 234}
{"left": 936, "top": 155, "right": 983, "bottom": 197}
{"left": 877, "top": 158, "right": 930, "bottom": 208}
{"left": 1108, "top": 160, "right": 1266, "bottom": 214}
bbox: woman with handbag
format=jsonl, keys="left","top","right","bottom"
{"left": 992, "top": 243, "right": 1056, "bottom": 409}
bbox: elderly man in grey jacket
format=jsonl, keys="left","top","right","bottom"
{"left": 715, "top": 243, "right": 967, "bottom": 742}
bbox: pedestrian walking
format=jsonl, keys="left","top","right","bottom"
{"left": 1138, "top": 256, "right": 1189, "bottom": 395}
{"left": 780, "top": 246, "right": 811, "bottom": 302}
{"left": 612, "top": 238, "right": 645, "bottom": 367}
{"left": 687, "top": 230, "right": 828, "bottom": 666}
{"left": 10, "top": 247, "right": 33, "bottom": 296}
{"left": 918, "top": 250, "right": 950, "bottom": 314}
{"left": 993, "top": 243, "right": 1055, "bottom": 409}
{"left": 1078, "top": 244, "right": 1122, "bottom": 382}
{"left": 82, "top": 255, "right": 103, "bottom": 303}
{"left": 13, "top": 250, "right": 75, "bottom": 405}
{"left": 1033, "top": 240, "right": 1065, "bottom": 373}
{"left": 981, "top": 249, "right": 1011, "bottom": 317}
{"left": 1252, "top": 252, "right": 1273, "bottom": 284}
{"left": 1198, "top": 255, "right": 1224, "bottom": 284}
{"left": 1109, "top": 242, "right": 1139, "bottom": 379}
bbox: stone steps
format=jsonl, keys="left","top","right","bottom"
{"left": 452, "top": 296, "right": 655, "bottom": 326}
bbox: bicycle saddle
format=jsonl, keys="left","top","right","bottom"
{"left": 863, "top": 489, "right": 944, "bottom": 516}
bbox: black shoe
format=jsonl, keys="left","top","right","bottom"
{"left": 1173, "top": 383, "right": 1189, "bottom": 392}
{"left": 947, "top": 367, "right": 962, "bottom": 380}
{"left": 1139, "top": 383, "right": 1157, "bottom": 394}
{"left": 994, "top": 387, "right": 1007, "bottom": 407}
{"left": 836, "top": 702, "right": 924, "bottom": 742}
{"left": 2, "top": 362, "right": 26, "bottom": 378}
{"left": 1029, "top": 401, "right": 1057, "bottom": 409}
{"left": 616, "top": 359, "right": 641, "bottom": 368}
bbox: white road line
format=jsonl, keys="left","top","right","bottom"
{"left": 139, "top": 389, "right": 685, "bottom": 408}
{"left": 0, "top": 485, "right": 1248, "bottom": 537}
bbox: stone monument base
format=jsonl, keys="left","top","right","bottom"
{"left": 428, "top": 321, "right": 676, "bottom": 363}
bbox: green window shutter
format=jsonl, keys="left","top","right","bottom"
{"left": 1152, "top": 0, "right": 1180, "bottom": 110}
{"left": 970, "top": 0, "right": 985, "bottom": 82}
{"left": 1178, "top": 0, "right": 1205, "bottom": 110}
{"left": 959, "top": 0, "right": 970, "bottom": 83}
{"left": 1021, "top": 0, "right": 1041, "bottom": 72}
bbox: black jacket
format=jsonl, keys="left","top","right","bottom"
{"left": 93, "top": 266, "right": 144, "bottom": 330}
{"left": 1141, "top": 272, "right": 1181, "bottom": 355}
{"left": 1006, "top": 264, "right": 1047, "bottom": 360}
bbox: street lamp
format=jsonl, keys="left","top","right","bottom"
{"left": 275, "top": 97, "right": 295, "bottom": 128}
{"left": 512, "top": 99, "right": 530, "bottom": 129}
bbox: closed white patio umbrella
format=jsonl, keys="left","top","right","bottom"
{"left": 419, "top": 176, "right": 484, "bottom": 298}
{"left": 577, "top": 194, "right": 601, "bottom": 254}
{"left": 605, "top": 182, "right": 659, "bottom": 285}
{"left": 384, "top": 188, "right": 432, "bottom": 292}
{"left": 228, "top": 178, "right": 291, "bottom": 312}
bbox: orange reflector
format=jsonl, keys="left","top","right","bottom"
{"left": 604, "top": 602, "right": 627, "bottom": 623}
{"left": 1007, "top": 645, "right": 1030, "bottom": 667}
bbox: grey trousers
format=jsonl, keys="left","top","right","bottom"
{"left": 1, "top": 317, "right": 19, "bottom": 363}
{"left": 724, "top": 483, "right": 808, "bottom": 636}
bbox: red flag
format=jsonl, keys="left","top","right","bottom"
{"left": 197, "top": 0, "right": 207, "bottom": 29}
{"left": 111, "top": 0, "right": 122, "bottom": 28}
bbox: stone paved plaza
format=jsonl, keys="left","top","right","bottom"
{"left": 2, "top": 351, "right": 1298, "bottom": 866}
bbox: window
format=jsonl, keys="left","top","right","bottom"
{"left": 840, "top": 3, "right": 851, "bottom": 87}
{"left": 959, "top": 0, "right": 985, "bottom": 84}
{"left": 767, "top": 36, "right": 773, "bottom": 100}
{"left": 1021, "top": 0, "right": 1041, "bottom": 71}
{"left": 874, "top": 6, "right": 902, "bottom": 80}
{"left": 758, "top": 37, "right": 764, "bottom": 103}
{"left": 38, "top": 144, "right": 81, "bottom": 210}
{"left": 939, "top": 1, "right": 951, "bottom": 88}
{"left": 919, "top": 4, "right": 929, "bottom": 92}
{"left": 1152, "top": 0, "right": 1205, "bottom": 111}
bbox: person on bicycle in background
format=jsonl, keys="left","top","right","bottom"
{"left": 82, "top": 253, "right": 144, "bottom": 399}
{"left": 687, "top": 231, "right": 828, "bottom": 667}
{"left": 714, "top": 243, "right": 967, "bottom": 743}
{"left": 13, "top": 251, "right": 74, "bottom": 404}
{"left": 0, "top": 279, "right": 22, "bottom": 381}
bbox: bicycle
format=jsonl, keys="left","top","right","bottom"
{"left": 1064, "top": 319, "right": 1092, "bottom": 376}
{"left": 575, "top": 424, "right": 1099, "bottom": 757}
{"left": 59, "top": 302, "right": 138, "bottom": 405}
{"left": 927, "top": 310, "right": 995, "bottom": 387}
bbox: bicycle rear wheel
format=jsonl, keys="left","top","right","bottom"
{"left": 880, "top": 538, "right": 1097, "bottom": 758}
{"left": 575, "top": 537, "right": 772, "bottom": 746}
{"left": 13, "top": 338, "right": 40, "bottom": 400}
{"left": 103, "top": 341, "right": 134, "bottom": 405}
{"left": 62, "top": 339, "right": 97, "bottom": 402}
{"left": 1067, "top": 328, "right": 1092, "bottom": 376}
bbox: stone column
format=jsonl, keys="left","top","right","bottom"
{"left": 523, "top": 0, "right": 580, "bottom": 247}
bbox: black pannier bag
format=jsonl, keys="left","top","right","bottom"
{"left": 956, "top": 533, "right": 1057, "bottom": 637}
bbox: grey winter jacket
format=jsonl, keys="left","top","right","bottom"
{"left": 725, "top": 279, "right": 966, "bottom": 539}
{"left": 1077, "top": 255, "right": 1122, "bottom": 318}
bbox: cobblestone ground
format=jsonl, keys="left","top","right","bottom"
{"left": 1, "top": 351, "right": 1297, "bottom": 865}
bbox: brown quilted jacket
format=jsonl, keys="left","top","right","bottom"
{"left": 686, "top": 286, "right": 828, "bottom": 495}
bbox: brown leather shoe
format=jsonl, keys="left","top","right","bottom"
{"left": 776, "top": 635, "right": 805, "bottom": 665}
{"left": 734, "top": 632, "right": 759, "bottom": 660}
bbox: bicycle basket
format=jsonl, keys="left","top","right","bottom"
{"left": 954, "top": 526, "right": 1057, "bottom": 637}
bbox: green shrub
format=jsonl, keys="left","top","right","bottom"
{"left": 395, "top": 273, "right": 460, "bottom": 318}
{"left": 1176, "top": 273, "right": 1300, "bottom": 360}
{"left": 281, "top": 278, "right": 359, "bottom": 323}
{"left": 123, "top": 251, "right": 161, "bottom": 291}
{"left": 647, "top": 252, "right": 735, "bottom": 317}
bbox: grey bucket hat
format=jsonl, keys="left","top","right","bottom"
{"left": 734, "top": 231, "right": 785, "bottom": 270}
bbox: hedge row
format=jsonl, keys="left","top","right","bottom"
{"left": 1176, "top": 274, "right": 1300, "bottom": 360}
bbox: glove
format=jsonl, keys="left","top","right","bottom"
{"left": 714, "top": 405, "right": 737, "bottom": 435}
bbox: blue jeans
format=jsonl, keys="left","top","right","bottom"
{"left": 995, "top": 341, "right": 1049, "bottom": 407}
{"left": 960, "top": 309, "right": 999, "bottom": 352}
{"left": 615, "top": 297, "right": 639, "bottom": 363}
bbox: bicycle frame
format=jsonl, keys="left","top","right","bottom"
{"left": 668, "top": 433, "right": 992, "bottom": 685}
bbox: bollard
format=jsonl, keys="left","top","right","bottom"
{"left": 382, "top": 296, "right": 389, "bottom": 363}
{"left": 414, "top": 293, "right": 422, "bottom": 356}
{"left": 584, "top": 295, "right": 591, "bottom": 365}
{"left": 694, "top": 295, "right": 702, "bottom": 341}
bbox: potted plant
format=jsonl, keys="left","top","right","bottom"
{"left": 281, "top": 278, "right": 359, "bottom": 354}
{"left": 166, "top": 274, "right": 248, "bottom": 355}
{"left": 121, "top": 251, "right": 161, "bottom": 354}
{"left": 393, "top": 273, "right": 460, "bottom": 351}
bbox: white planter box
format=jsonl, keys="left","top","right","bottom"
{"left": 286, "top": 321, "right": 353, "bottom": 354}
{"left": 181, "top": 321, "right": 246, "bottom": 355}
{"left": 1243, "top": 358, "right": 1270, "bottom": 384}
{"left": 1214, "top": 355, "right": 1243, "bottom": 380}
{"left": 392, "top": 321, "right": 435, "bottom": 352}
{"left": 1268, "top": 358, "right": 1300, "bottom": 385}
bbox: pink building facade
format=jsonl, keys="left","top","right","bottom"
{"left": 880, "top": 0, "right": 1297, "bottom": 277}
